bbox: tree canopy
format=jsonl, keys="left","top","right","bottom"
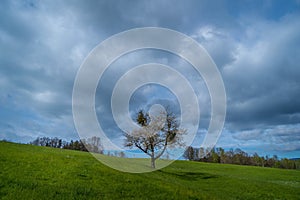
{"left": 124, "top": 109, "right": 186, "bottom": 168}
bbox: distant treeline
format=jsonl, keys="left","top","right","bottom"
{"left": 30, "top": 136, "right": 103, "bottom": 154}
{"left": 184, "top": 146, "right": 300, "bottom": 170}
{"left": 29, "top": 137, "right": 299, "bottom": 169}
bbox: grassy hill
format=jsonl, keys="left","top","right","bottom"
{"left": 0, "top": 141, "right": 299, "bottom": 199}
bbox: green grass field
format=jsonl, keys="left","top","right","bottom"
{"left": 0, "top": 141, "right": 299, "bottom": 199}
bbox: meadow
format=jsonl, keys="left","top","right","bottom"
{"left": 0, "top": 141, "right": 299, "bottom": 199}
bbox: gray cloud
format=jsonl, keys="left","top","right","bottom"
{"left": 223, "top": 14, "right": 300, "bottom": 131}
{"left": 0, "top": 0, "right": 299, "bottom": 157}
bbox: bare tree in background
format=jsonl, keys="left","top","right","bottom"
{"left": 82, "top": 136, "right": 103, "bottom": 154}
{"left": 124, "top": 109, "right": 186, "bottom": 168}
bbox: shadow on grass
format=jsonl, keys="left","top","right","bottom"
{"left": 157, "top": 170, "right": 219, "bottom": 181}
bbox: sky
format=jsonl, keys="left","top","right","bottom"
{"left": 0, "top": 0, "right": 300, "bottom": 158}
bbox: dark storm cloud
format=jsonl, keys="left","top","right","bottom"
{"left": 223, "top": 14, "right": 300, "bottom": 130}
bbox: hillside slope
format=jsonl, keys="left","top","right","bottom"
{"left": 0, "top": 141, "right": 299, "bottom": 199}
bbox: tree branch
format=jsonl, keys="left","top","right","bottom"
{"left": 154, "top": 137, "right": 168, "bottom": 160}
{"left": 135, "top": 142, "right": 151, "bottom": 157}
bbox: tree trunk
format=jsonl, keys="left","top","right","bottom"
{"left": 151, "top": 156, "right": 155, "bottom": 168}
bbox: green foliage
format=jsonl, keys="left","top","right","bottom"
{"left": 136, "top": 110, "right": 149, "bottom": 127}
{"left": 184, "top": 146, "right": 300, "bottom": 169}
{"left": 1, "top": 141, "right": 300, "bottom": 199}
